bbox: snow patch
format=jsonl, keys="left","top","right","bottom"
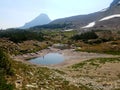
{"left": 64, "top": 29, "right": 73, "bottom": 32}
{"left": 82, "top": 22, "right": 96, "bottom": 28}
{"left": 99, "top": 14, "right": 120, "bottom": 21}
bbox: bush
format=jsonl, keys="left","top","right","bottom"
{"left": 72, "top": 31, "right": 98, "bottom": 41}
{"left": 0, "top": 71, "right": 14, "bottom": 90}
{"left": 0, "top": 50, "right": 14, "bottom": 75}
{"left": 0, "top": 49, "right": 14, "bottom": 90}
{"left": 0, "top": 30, "right": 44, "bottom": 43}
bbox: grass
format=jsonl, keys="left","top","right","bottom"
{"left": 103, "top": 51, "right": 120, "bottom": 55}
{"left": 1, "top": 30, "right": 120, "bottom": 55}
{"left": 117, "top": 73, "right": 120, "bottom": 79}
{"left": 113, "top": 89, "right": 120, "bottom": 90}
{"left": 0, "top": 53, "right": 93, "bottom": 90}
{"left": 0, "top": 50, "right": 14, "bottom": 90}
{"left": 71, "top": 57, "right": 120, "bottom": 69}
{"left": 96, "top": 57, "right": 120, "bottom": 64}
{"left": 9, "top": 60, "right": 84, "bottom": 90}
{"left": 67, "top": 57, "right": 120, "bottom": 90}
{"left": 89, "top": 61, "right": 100, "bottom": 67}
{"left": 78, "top": 84, "right": 93, "bottom": 90}
{"left": 72, "top": 62, "right": 86, "bottom": 68}
{"left": 0, "top": 29, "right": 120, "bottom": 90}
{"left": 78, "top": 46, "right": 120, "bottom": 55}
{"left": 54, "top": 69, "right": 66, "bottom": 75}
{"left": 74, "top": 40, "right": 120, "bottom": 55}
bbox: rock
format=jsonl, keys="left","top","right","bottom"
{"left": 26, "top": 84, "right": 38, "bottom": 88}
{"left": 15, "top": 80, "right": 23, "bottom": 88}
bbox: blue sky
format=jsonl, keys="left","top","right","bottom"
{"left": 0, "top": 0, "right": 113, "bottom": 29}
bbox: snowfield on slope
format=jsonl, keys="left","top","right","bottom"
{"left": 81, "top": 22, "right": 96, "bottom": 28}
{"left": 81, "top": 14, "right": 120, "bottom": 29}
{"left": 99, "top": 14, "right": 120, "bottom": 21}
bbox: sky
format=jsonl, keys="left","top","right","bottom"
{"left": 0, "top": 0, "right": 113, "bottom": 29}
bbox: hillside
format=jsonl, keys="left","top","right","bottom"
{"left": 0, "top": 0, "right": 120, "bottom": 90}
{"left": 0, "top": 27, "right": 120, "bottom": 90}
{"left": 49, "top": 0, "right": 120, "bottom": 30}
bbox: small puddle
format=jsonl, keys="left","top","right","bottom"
{"left": 29, "top": 53, "right": 64, "bottom": 65}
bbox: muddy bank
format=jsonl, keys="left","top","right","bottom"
{"left": 12, "top": 47, "right": 119, "bottom": 68}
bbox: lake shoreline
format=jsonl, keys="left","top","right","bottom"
{"left": 12, "top": 47, "right": 119, "bottom": 68}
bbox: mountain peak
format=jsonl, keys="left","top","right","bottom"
{"left": 21, "top": 13, "right": 51, "bottom": 29}
{"left": 36, "top": 13, "right": 50, "bottom": 19}
{"left": 110, "top": 0, "right": 120, "bottom": 7}
{"left": 39, "top": 13, "right": 48, "bottom": 16}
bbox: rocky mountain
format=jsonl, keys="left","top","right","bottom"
{"left": 21, "top": 13, "right": 51, "bottom": 29}
{"left": 92, "top": 0, "right": 120, "bottom": 30}
{"left": 50, "top": 0, "right": 120, "bottom": 30}
{"left": 110, "top": 0, "right": 120, "bottom": 8}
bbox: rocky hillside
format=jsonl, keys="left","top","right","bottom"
{"left": 49, "top": 0, "right": 120, "bottom": 30}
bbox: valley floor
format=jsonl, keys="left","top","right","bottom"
{"left": 12, "top": 48, "right": 120, "bottom": 90}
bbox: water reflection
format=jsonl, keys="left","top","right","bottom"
{"left": 29, "top": 53, "right": 64, "bottom": 65}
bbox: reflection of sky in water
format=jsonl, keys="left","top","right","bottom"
{"left": 29, "top": 53, "right": 64, "bottom": 65}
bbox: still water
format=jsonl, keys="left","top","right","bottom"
{"left": 29, "top": 53, "right": 64, "bottom": 65}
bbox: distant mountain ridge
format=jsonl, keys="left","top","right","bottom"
{"left": 21, "top": 13, "right": 51, "bottom": 29}
{"left": 49, "top": 0, "right": 120, "bottom": 30}
{"left": 110, "top": 0, "right": 120, "bottom": 8}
